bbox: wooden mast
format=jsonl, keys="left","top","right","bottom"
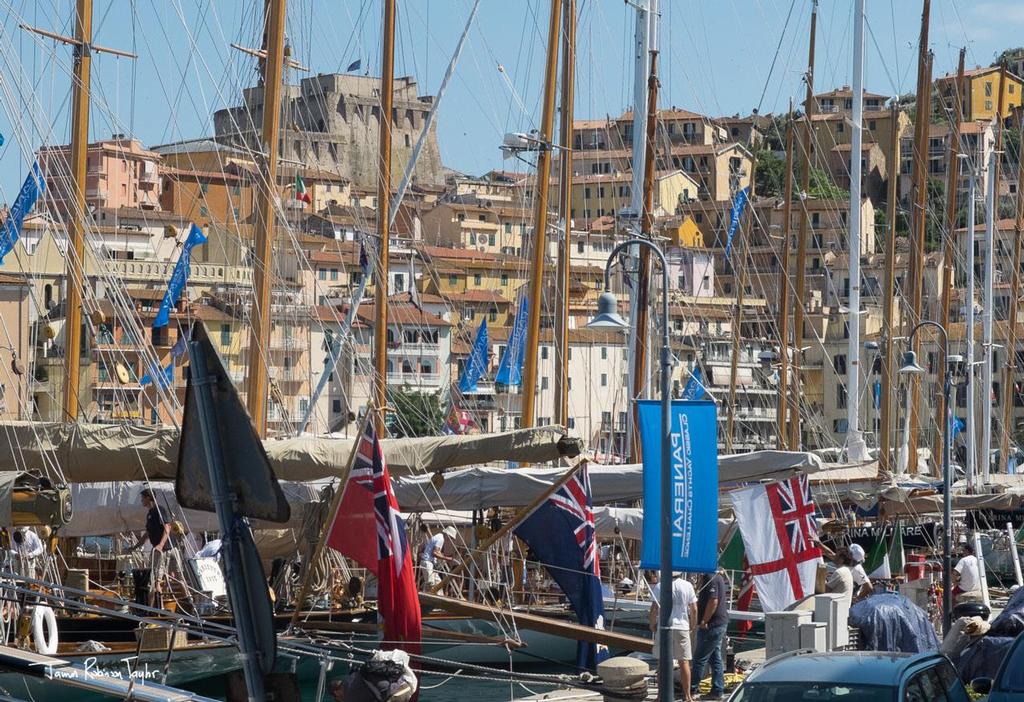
{"left": 879, "top": 102, "right": 901, "bottom": 475}
{"left": 906, "top": 0, "right": 931, "bottom": 474}
{"left": 372, "top": 0, "right": 398, "bottom": 437}
{"left": 776, "top": 108, "right": 795, "bottom": 449}
{"left": 520, "top": 0, "right": 562, "bottom": 429}
{"left": 554, "top": 0, "right": 576, "bottom": 428}
{"left": 726, "top": 153, "right": 756, "bottom": 453}
{"left": 1001, "top": 106, "right": 1024, "bottom": 474}
{"left": 244, "top": 0, "right": 288, "bottom": 436}
{"left": 933, "top": 50, "right": 965, "bottom": 470}
{"left": 790, "top": 0, "right": 817, "bottom": 450}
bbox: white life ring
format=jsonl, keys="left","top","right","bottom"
{"left": 31, "top": 605, "right": 58, "bottom": 655}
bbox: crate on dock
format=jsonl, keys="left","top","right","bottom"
{"left": 134, "top": 625, "right": 187, "bottom": 649}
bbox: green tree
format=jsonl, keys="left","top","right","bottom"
{"left": 752, "top": 148, "right": 848, "bottom": 199}
{"left": 388, "top": 388, "right": 446, "bottom": 437}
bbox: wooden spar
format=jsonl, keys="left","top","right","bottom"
{"left": 288, "top": 411, "right": 371, "bottom": 629}
{"left": 520, "top": 0, "right": 563, "bottom": 429}
{"left": 419, "top": 592, "right": 653, "bottom": 653}
{"left": 879, "top": 102, "right": 901, "bottom": 476}
{"left": 934, "top": 50, "right": 965, "bottom": 469}
{"left": 244, "top": 0, "right": 288, "bottom": 437}
{"left": 1001, "top": 111, "right": 1024, "bottom": 474}
{"left": 629, "top": 48, "right": 660, "bottom": 462}
{"left": 554, "top": 0, "right": 576, "bottom": 428}
{"left": 906, "top": 0, "right": 931, "bottom": 474}
{"left": 372, "top": 0, "right": 398, "bottom": 437}
{"left": 777, "top": 108, "right": 795, "bottom": 450}
{"left": 790, "top": 0, "right": 817, "bottom": 451}
{"left": 726, "top": 151, "right": 757, "bottom": 453}
{"left": 430, "top": 457, "right": 586, "bottom": 595}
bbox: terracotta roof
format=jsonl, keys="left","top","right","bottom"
{"left": 443, "top": 290, "right": 510, "bottom": 304}
{"left": 830, "top": 142, "right": 881, "bottom": 153}
{"left": 936, "top": 66, "right": 1024, "bottom": 82}
{"left": 0, "top": 273, "right": 28, "bottom": 285}
{"left": 810, "top": 109, "right": 895, "bottom": 123}
{"left": 355, "top": 301, "right": 449, "bottom": 327}
{"left": 616, "top": 108, "right": 708, "bottom": 122}
{"left": 416, "top": 244, "right": 501, "bottom": 262}
{"left": 815, "top": 86, "right": 889, "bottom": 100}
{"left": 126, "top": 287, "right": 166, "bottom": 301}
{"left": 572, "top": 119, "right": 611, "bottom": 130}
{"left": 190, "top": 304, "right": 234, "bottom": 322}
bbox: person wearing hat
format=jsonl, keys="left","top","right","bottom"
{"left": 953, "top": 538, "right": 982, "bottom": 603}
{"left": 847, "top": 543, "right": 874, "bottom": 602}
{"left": 419, "top": 525, "right": 457, "bottom": 589}
{"left": 9, "top": 526, "right": 45, "bottom": 578}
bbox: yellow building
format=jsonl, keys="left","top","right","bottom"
{"left": 935, "top": 65, "right": 1024, "bottom": 122}
{"left": 547, "top": 169, "right": 700, "bottom": 227}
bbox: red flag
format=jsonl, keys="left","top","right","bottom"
{"left": 326, "top": 422, "right": 422, "bottom": 653}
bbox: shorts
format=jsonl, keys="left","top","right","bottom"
{"left": 420, "top": 561, "right": 440, "bottom": 587}
{"left": 151, "top": 547, "right": 182, "bottom": 585}
{"left": 654, "top": 628, "right": 692, "bottom": 661}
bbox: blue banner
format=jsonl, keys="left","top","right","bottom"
{"left": 638, "top": 399, "right": 719, "bottom": 573}
{"left": 140, "top": 362, "right": 174, "bottom": 389}
{"left": 495, "top": 294, "right": 528, "bottom": 386}
{"left": 0, "top": 162, "right": 44, "bottom": 264}
{"left": 723, "top": 186, "right": 749, "bottom": 261}
{"left": 154, "top": 223, "right": 207, "bottom": 328}
{"left": 681, "top": 367, "right": 707, "bottom": 400}
{"left": 458, "top": 319, "right": 489, "bottom": 393}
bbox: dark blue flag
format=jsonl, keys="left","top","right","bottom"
{"left": 140, "top": 361, "right": 174, "bottom": 389}
{"left": 347, "top": 59, "right": 362, "bottom": 72}
{"left": 0, "top": 162, "right": 44, "bottom": 264}
{"left": 681, "top": 367, "right": 707, "bottom": 400}
{"left": 514, "top": 465, "right": 608, "bottom": 670}
{"left": 458, "top": 319, "right": 489, "bottom": 393}
{"left": 495, "top": 294, "right": 528, "bottom": 386}
{"left": 154, "top": 223, "right": 207, "bottom": 328}
{"left": 723, "top": 186, "right": 749, "bottom": 261}
{"left": 951, "top": 416, "right": 965, "bottom": 439}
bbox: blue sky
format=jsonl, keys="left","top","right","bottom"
{"left": 0, "top": 0, "right": 1021, "bottom": 197}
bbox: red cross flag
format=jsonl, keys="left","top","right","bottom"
{"left": 729, "top": 474, "right": 822, "bottom": 612}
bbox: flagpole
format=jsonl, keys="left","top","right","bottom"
{"left": 288, "top": 409, "right": 373, "bottom": 630}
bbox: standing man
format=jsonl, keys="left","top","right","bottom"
{"left": 690, "top": 571, "right": 729, "bottom": 700}
{"left": 649, "top": 571, "right": 698, "bottom": 702}
{"left": 419, "top": 525, "right": 456, "bottom": 589}
{"left": 128, "top": 489, "right": 183, "bottom": 607}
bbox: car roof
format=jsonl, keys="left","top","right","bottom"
{"left": 745, "top": 651, "right": 944, "bottom": 687}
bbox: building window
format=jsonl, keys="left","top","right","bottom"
{"left": 837, "top": 384, "right": 847, "bottom": 409}
{"left": 601, "top": 347, "right": 607, "bottom": 359}
{"left": 332, "top": 400, "right": 342, "bottom": 413}
{"left": 985, "top": 81, "right": 993, "bottom": 97}
{"left": 318, "top": 269, "right": 327, "bottom": 280}
{"left": 474, "top": 274, "right": 482, "bottom": 285}
{"left": 220, "top": 324, "right": 231, "bottom": 346}
{"left": 600, "top": 373, "right": 608, "bottom": 387}
{"left": 501, "top": 274, "right": 509, "bottom": 286}
{"left": 449, "top": 275, "right": 458, "bottom": 286}
{"left": 541, "top": 346, "right": 549, "bottom": 360}
{"left": 541, "top": 377, "right": 549, "bottom": 390}
{"left": 833, "top": 354, "right": 847, "bottom": 374}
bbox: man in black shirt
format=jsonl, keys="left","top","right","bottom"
{"left": 690, "top": 570, "right": 729, "bottom": 700}
{"left": 129, "top": 489, "right": 182, "bottom": 606}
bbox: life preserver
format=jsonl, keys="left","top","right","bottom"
{"left": 31, "top": 605, "right": 57, "bottom": 655}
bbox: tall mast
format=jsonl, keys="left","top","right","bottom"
{"left": 776, "top": 107, "right": 795, "bottom": 449}
{"left": 879, "top": 102, "right": 900, "bottom": 474}
{"left": 845, "top": 0, "right": 868, "bottom": 461}
{"left": 629, "top": 2, "right": 660, "bottom": 462}
{"left": 1001, "top": 107, "right": 1024, "bottom": 473}
{"left": 966, "top": 147, "right": 978, "bottom": 487}
{"left": 520, "top": 0, "right": 562, "bottom": 428}
{"left": 726, "top": 152, "right": 756, "bottom": 454}
{"left": 790, "top": 0, "right": 817, "bottom": 450}
{"left": 934, "top": 49, "right": 965, "bottom": 471}
{"left": 906, "top": 0, "right": 931, "bottom": 473}
{"left": 61, "top": 0, "right": 94, "bottom": 421}
{"left": 372, "top": 0, "right": 397, "bottom": 434}
{"left": 554, "top": 0, "right": 576, "bottom": 428}
{"left": 244, "top": 0, "right": 288, "bottom": 436}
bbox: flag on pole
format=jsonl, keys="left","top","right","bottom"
{"left": 0, "top": 162, "right": 44, "bottom": 264}
{"left": 140, "top": 361, "right": 174, "bottom": 389}
{"left": 723, "top": 186, "right": 749, "bottom": 261}
{"left": 346, "top": 59, "right": 362, "bottom": 72}
{"left": 295, "top": 175, "right": 312, "bottom": 205}
{"left": 326, "top": 420, "right": 421, "bottom": 653}
{"left": 458, "top": 320, "right": 489, "bottom": 393}
{"left": 495, "top": 293, "right": 528, "bottom": 386}
{"left": 681, "top": 367, "right": 708, "bottom": 400}
{"left": 515, "top": 465, "right": 608, "bottom": 670}
{"left": 865, "top": 534, "right": 890, "bottom": 579}
{"left": 154, "top": 224, "right": 207, "bottom": 329}
{"left": 730, "top": 474, "right": 822, "bottom": 612}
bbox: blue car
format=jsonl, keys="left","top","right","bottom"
{"left": 727, "top": 650, "right": 969, "bottom": 701}
{"left": 972, "top": 632, "right": 1024, "bottom": 701}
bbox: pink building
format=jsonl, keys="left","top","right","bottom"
{"left": 37, "top": 135, "right": 162, "bottom": 220}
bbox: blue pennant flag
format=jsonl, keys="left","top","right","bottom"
{"left": 0, "top": 162, "right": 44, "bottom": 264}
{"left": 458, "top": 319, "right": 489, "bottom": 393}
{"left": 140, "top": 362, "right": 174, "bottom": 389}
{"left": 170, "top": 332, "right": 189, "bottom": 361}
{"left": 515, "top": 465, "right": 608, "bottom": 670}
{"left": 873, "top": 379, "right": 882, "bottom": 410}
{"left": 495, "top": 294, "right": 528, "bottom": 386}
{"left": 346, "top": 59, "right": 362, "bottom": 72}
{"left": 154, "top": 224, "right": 207, "bottom": 329}
{"left": 723, "top": 186, "right": 749, "bottom": 261}
{"left": 951, "top": 416, "right": 966, "bottom": 439}
{"left": 681, "top": 367, "right": 707, "bottom": 400}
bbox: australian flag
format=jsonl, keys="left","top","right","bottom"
{"left": 515, "top": 465, "right": 608, "bottom": 670}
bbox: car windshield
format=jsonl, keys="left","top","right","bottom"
{"left": 998, "top": 638, "right": 1024, "bottom": 692}
{"left": 731, "top": 682, "right": 895, "bottom": 702}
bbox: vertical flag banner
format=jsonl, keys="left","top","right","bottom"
{"left": 723, "top": 186, "right": 749, "bottom": 261}
{"left": 295, "top": 175, "right": 312, "bottom": 205}
{"left": 458, "top": 320, "right": 489, "bottom": 393}
{"left": 681, "top": 367, "right": 708, "bottom": 400}
{"left": 730, "top": 474, "right": 822, "bottom": 612}
{"left": 515, "top": 465, "right": 608, "bottom": 670}
{"left": 495, "top": 294, "right": 528, "bottom": 386}
{"left": 154, "top": 224, "right": 207, "bottom": 329}
{"left": 637, "top": 399, "right": 719, "bottom": 572}
{"left": 0, "top": 162, "right": 44, "bottom": 263}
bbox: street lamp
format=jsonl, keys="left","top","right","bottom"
{"left": 588, "top": 237, "right": 673, "bottom": 702}
{"left": 898, "top": 321, "right": 953, "bottom": 635}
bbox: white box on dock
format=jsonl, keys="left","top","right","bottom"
{"left": 799, "top": 621, "right": 828, "bottom": 652}
{"left": 900, "top": 579, "right": 932, "bottom": 610}
{"left": 766, "top": 610, "right": 812, "bottom": 659}
{"left": 812, "top": 593, "right": 850, "bottom": 650}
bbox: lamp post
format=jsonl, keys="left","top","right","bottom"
{"left": 898, "top": 320, "right": 953, "bottom": 635}
{"left": 588, "top": 237, "right": 673, "bottom": 702}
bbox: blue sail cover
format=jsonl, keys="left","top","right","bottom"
{"left": 848, "top": 593, "right": 939, "bottom": 653}
{"left": 495, "top": 294, "right": 528, "bottom": 386}
{"left": 0, "top": 162, "right": 44, "bottom": 263}
{"left": 458, "top": 319, "right": 489, "bottom": 393}
{"left": 154, "top": 224, "right": 207, "bottom": 328}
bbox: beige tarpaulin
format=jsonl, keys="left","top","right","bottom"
{"left": 0, "top": 422, "right": 581, "bottom": 482}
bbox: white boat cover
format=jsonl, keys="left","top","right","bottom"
{"left": 0, "top": 422, "right": 579, "bottom": 482}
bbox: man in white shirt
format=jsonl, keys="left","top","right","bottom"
{"left": 953, "top": 540, "right": 982, "bottom": 602}
{"left": 9, "top": 527, "right": 44, "bottom": 577}
{"left": 419, "top": 526, "right": 456, "bottom": 588}
{"left": 848, "top": 544, "right": 874, "bottom": 602}
{"left": 648, "top": 572, "right": 698, "bottom": 702}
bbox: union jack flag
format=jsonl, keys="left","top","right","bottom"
{"left": 549, "top": 470, "right": 598, "bottom": 574}
{"left": 349, "top": 422, "right": 409, "bottom": 574}
{"left": 769, "top": 473, "right": 819, "bottom": 557}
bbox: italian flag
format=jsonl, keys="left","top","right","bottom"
{"left": 295, "top": 175, "right": 312, "bottom": 205}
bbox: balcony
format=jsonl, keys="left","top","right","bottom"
{"left": 393, "top": 341, "right": 440, "bottom": 354}
{"left": 388, "top": 371, "right": 441, "bottom": 386}
{"left": 270, "top": 336, "right": 304, "bottom": 351}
